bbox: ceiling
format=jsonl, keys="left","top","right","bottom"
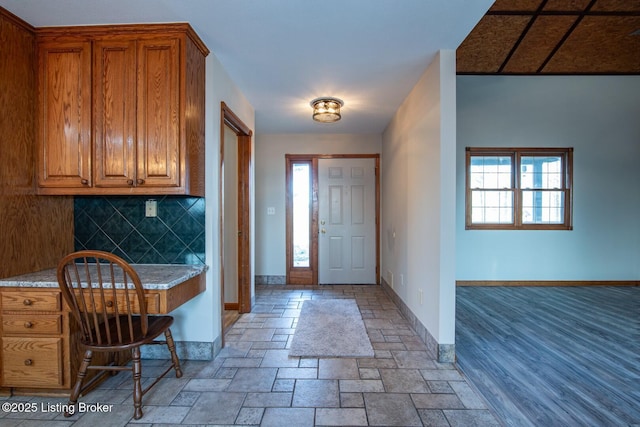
{"left": 1, "top": 1, "right": 636, "bottom": 135}
{"left": 0, "top": 0, "right": 493, "bottom": 134}
{"left": 458, "top": 0, "right": 640, "bottom": 75}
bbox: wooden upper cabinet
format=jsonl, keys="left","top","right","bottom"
{"left": 37, "top": 40, "right": 92, "bottom": 189}
{"left": 36, "top": 24, "right": 208, "bottom": 196}
{"left": 136, "top": 38, "right": 181, "bottom": 189}
{"left": 93, "top": 38, "right": 137, "bottom": 188}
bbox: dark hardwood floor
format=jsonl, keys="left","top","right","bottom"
{"left": 456, "top": 286, "right": 640, "bottom": 427}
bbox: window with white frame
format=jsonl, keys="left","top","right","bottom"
{"left": 465, "top": 147, "right": 573, "bottom": 230}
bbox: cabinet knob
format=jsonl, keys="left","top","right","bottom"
{"left": 24, "top": 359, "right": 33, "bottom": 366}
{"left": 136, "top": 178, "right": 145, "bottom": 185}
{"left": 23, "top": 299, "right": 32, "bottom": 306}
{"left": 80, "top": 178, "right": 89, "bottom": 185}
{"left": 127, "top": 179, "right": 134, "bottom": 186}
{"left": 105, "top": 300, "right": 114, "bottom": 308}
{"left": 24, "top": 321, "right": 33, "bottom": 328}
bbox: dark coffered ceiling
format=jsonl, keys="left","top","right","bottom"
{"left": 457, "top": 0, "right": 640, "bottom": 74}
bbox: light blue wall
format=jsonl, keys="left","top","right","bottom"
{"left": 456, "top": 76, "right": 640, "bottom": 281}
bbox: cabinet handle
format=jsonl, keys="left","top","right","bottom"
{"left": 24, "top": 321, "right": 33, "bottom": 328}
{"left": 24, "top": 359, "right": 33, "bottom": 366}
{"left": 127, "top": 179, "right": 134, "bottom": 186}
{"left": 23, "top": 299, "right": 32, "bottom": 306}
{"left": 80, "top": 178, "right": 89, "bottom": 185}
{"left": 137, "top": 178, "right": 145, "bottom": 185}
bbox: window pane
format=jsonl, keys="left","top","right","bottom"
{"left": 521, "top": 156, "right": 563, "bottom": 189}
{"left": 292, "top": 163, "right": 310, "bottom": 267}
{"left": 470, "top": 156, "right": 512, "bottom": 189}
{"left": 470, "top": 190, "right": 513, "bottom": 224}
{"left": 522, "top": 190, "right": 565, "bottom": 224}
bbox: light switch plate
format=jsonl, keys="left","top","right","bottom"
{"left": 145, "top": 200, "right": 157, "bottom": 217}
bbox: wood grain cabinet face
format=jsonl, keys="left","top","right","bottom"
{"left": 36, "top": 40, "right": 92, "bottom": 189}
{"left": 36, "top": 25, "right": 207, "bottom": 196}
{"left": 0, "top": 289, "right": 67, "bottom": 390}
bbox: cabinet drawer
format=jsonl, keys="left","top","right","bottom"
{"left": 1, "top": 337, "right": 63, "bottom": 387}
{"left": 1, "top": 290, "right": 60, "bottom": 312}
{"left": 2, "top": 314, "right": 62, "bottom": 335}
{"left": 74, "top": 291, "right": 160, "bottom": 314}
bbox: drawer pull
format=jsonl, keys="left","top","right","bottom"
{"left": 127, "top": 179, "right": 134, "bottom": 186}
{"left": 24, "top": 321, "right": 33, "bottom": 328}
{"left": 81, "top": 178, "right": 89, "bottom": 185}
{"left": 24, "top": 359, "right": 33, "bottom": 366}
{"left": 106, "top": 300, "right": 114, "bottom": 308}
{"left": 23, "top": 299, "right": 32, "bottom": 306}
{"left": 137, "top": 178, "right": 145, "bottom": 185}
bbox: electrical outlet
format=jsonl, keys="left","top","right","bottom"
{"left": 145, "top": 199, "right": 157, "bottom": 217}
{"left": 267, "top": 207, "right": 276, "bottom": 215}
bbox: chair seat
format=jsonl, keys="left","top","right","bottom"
{"left": 82, "top": 315, "right": 175, "bottom": 351}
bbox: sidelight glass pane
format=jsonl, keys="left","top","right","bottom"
{"left": 292, "top": 163, "right": 310, "bottom": 267}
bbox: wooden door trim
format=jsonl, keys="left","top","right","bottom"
{"left": 220, "top": 102, "right": 253, "bottom": 344}
{"left": 285, "top": 154, "right": 380, "bottom": 285}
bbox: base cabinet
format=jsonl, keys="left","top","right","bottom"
{"left": 0, "top": 288, "right": 71, "bottom": 392}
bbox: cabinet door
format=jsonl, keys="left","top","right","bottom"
{"left": 37, "top": 40, "right": 92, "bottom": 189}
{"left": 93, "top": 39, "right": 137, "bottom": 188}
{"left": 136, "top": 38, "right": 181, "bottom": 188}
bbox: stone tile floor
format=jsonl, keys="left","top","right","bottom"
{"left": 0, "top": 285, "right": 500, "bottom": 426}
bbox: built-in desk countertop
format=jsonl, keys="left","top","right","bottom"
{"left": 0, "top": 264, "right": 208, "bottom": 313}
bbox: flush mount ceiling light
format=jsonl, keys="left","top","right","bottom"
{"left": 310, "top": 97, "right": 344, "bottom": 123}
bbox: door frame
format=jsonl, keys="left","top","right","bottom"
{"left": 220, "top": 102, "right": 253, "bottom": 333}
{"left": 285, "top": 154, "right": 380, "bottom": 285}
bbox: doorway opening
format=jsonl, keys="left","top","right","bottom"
{"left": 220, "top": 102, "right": 252, "bottom": 339}
{"left": 285, "top": 154, "right": 380, "bottom": 285}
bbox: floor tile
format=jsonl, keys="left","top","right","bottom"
{"left": 292, "top": 379, "right": 340, "bottom": 407}
{"left": 181, "top": 391, "right": 245, "bottom": 424}
{"left": 316, "top": 408, "right": 368, "bottom": 426}
{"left": 379, "top": 368, "right": 430, "bottom": 393}
{"left": 318, "top": 358, "right": 359, "bottom": 379}
{"left": 261, "top": 407, "right": 315, "bottom": 427}
{"left": 227, "top": 367, "right": 278, "bottom": 392}
{"left": 364, "top": 393, "right": 422, "bottom": 426}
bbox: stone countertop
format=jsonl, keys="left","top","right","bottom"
{"left": 0, "top": 264, "right": 207, "bottom": 290}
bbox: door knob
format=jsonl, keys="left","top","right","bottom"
{"left": 320, "top": 220, "right": 325, "bottom": 225}
{"left": 321, "top": 228, "right": 326, "bottom": 234}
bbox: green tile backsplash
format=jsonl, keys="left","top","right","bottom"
{"left": 74, "top": 196, "right": 205, "bottom": 264}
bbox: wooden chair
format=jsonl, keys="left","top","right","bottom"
{"left": 56, "top": 250, "right": 182, "bottom": 420}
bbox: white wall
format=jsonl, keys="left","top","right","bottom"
{"left": 170, "top": 52, "right": 254, "bottom": 349}
{"left": 456, "top": 76, "right": 640, "bottom": 281}
{"left": 381, "top": 50, "right": 457, "bottom": 346}
{"left": 255, "top": 133, "right": 381, "bottom": 277}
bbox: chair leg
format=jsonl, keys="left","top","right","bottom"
{"left": 131, "top": 347, "right": 143, "bottom": 420}
{"left": 164, "top": 328, "right": 183, "bottom": 378}
{"left": 66, "top": 349, "right": 93, "bottom": 417}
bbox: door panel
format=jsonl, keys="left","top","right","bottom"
{"left": 319, "top": 158, "right": 376, "bottom": 284}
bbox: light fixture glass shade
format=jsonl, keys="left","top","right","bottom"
{"left": 311, "top": 97, "right": 344, "bottom": 123}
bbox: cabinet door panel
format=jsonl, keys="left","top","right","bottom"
{"left": 37, "top": 41, "right": 92, "bottom": 188}
{"left": 94, "top": 39, "right": 137, "bottom": 188}
{"left": 137, "top": 38, "right": 180, "bottom": 188}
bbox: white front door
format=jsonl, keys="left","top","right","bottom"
{"left": 318, "top": 158, "right": 376, "bottom": 284}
